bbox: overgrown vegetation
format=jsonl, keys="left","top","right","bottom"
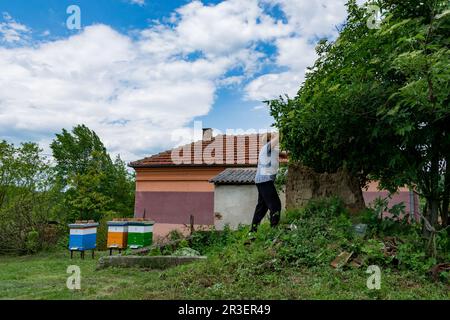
{"left": 147, "top": 198, "right": 450, "bottom": 286}
{"left": 0, "top": 125, "right": 135, "bottom": 254}
{"left": 0, "top": 142, "right": 62, "bottom": 254}
{"left": 0, "top": 198, "right": 448, "bottom": 299}
{"left": 269, "top": 0, "right": 450, "bottom": 239}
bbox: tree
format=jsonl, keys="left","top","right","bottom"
{"left": 269, "top": 0, "right": 449, "bottom": 236}
{"left": 0, "top": 141, "right": 58, "bottom": 254}
{"left": 50, "top": 124, "right": 111, "bottom": 183}
{"left": 51, "top": 125, "right": 135, "bottom": 222}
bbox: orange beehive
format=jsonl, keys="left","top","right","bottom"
{"left": 107, "top": 221, "right": 128, "bottom": 249}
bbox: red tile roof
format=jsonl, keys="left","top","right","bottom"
{"left": 129, "top": 133, "right": 288, "bottom": 168}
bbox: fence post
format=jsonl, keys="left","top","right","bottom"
{"left": 190, "top": 215, "right": 194, "bottom": 235}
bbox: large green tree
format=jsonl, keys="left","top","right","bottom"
{"left": 51, "top": 125, "right": 135, "bottom": 222}
{"left": 270, "top": 0, "right": 449, "bottom": 235}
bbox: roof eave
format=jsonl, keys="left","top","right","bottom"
{"left": 129, "top": 163, "right": 258, "bottom": 169}
{"left": 210, "top": 182, "right": 256, "bottom": 185}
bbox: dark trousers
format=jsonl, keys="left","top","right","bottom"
{"left": 251, "top": 181, "right": 282, "bottom": 232}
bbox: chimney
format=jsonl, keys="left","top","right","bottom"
{"left": 203, "top": 128, "right": 213, "bottom": 141}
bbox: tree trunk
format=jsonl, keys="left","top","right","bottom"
{"left": 423, "top": 152, "right": 440, "bottom": 238}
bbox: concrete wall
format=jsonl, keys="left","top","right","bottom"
{"left": 214, "top": 184, "right": 286, "bottom": 230}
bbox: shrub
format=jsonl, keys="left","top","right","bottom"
{"left": 168, "top": 229, "right": 184, "bottom": 242}
{"left": 25, "top": 230, "right": 40, "bottom": 254}
{"left": 268, "top": 198, "right": 354, "bottom": 267}
{"left": 361, "top": 197, "right": 410, "bottom": 237}
{"left": 190, "top": 225, "right": 237, "bottom": 254}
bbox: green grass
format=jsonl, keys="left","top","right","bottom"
{"left": 1, "top": 199, "right": 448, "bottom": 300}
{"left": 0, "top": 248, "right": 448, "bottom": 300}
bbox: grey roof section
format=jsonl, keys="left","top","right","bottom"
{"left": 210, "top": 168, "right": 257, "bottom": 185}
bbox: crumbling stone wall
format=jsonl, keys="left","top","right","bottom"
{"left": 286, "top": 163, "right": 365, "bottom": 213}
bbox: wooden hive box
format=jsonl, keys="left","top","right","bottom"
{"left": 127, "top": 220, "right": 155, "bottom": 249}
{"left": 68, "top": 222, "right": 99, "bottom": 251}
{"left": 107, "top": 221, "right": 129, "bottom": 249}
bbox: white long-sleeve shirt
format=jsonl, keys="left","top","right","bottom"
{"left": 255, "top": 142, "right": 279, "bottom": 184}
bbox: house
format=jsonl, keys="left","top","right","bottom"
{"left": 129, "top": 129, "right": 419, "bottom": 238}
{"left": 129, "top": 129, "right": 287, "bottom": 238}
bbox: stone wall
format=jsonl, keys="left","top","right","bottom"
{"left": 286, "top": 163, "right": 365, "bottom": 213}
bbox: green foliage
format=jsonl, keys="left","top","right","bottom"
{"left": 185, "top": 197, "right": 446, "bottom": 283}
{"left": 361, "top": 197, "right": 410, "bottom": 236}
{"left": 0, "top": 197, "right": 447, "bottom": 299}
{"left": 0, "top": 141, "right": 60, "bottom": 254}
{"left": 51, "top": 125, "right": 135, "bottom": 223}
{"left": 269, "top": 0, "right": 450, "bottom": 232}
{"left": 275, "top": 198, "right": 354, "bottom": 267}
{"left": 0, "top": 124, "right": 135, "bottom": 255}
{"left": 190, "top": 225, "right": 237, "bottom": 254}
{"left": 168, "top": 229, "right": 184, "bottom": 242}
{"left": 173, "top": 247, "right": 201, "bottom": 257}
{"left": 360, "top": 239, "right": 393, "bottom": 265}
{"left": 50, "top": 124, "right": 109, "bottom": 183}
{"left": 25, "top": 230, "right": 40, "bottom": 254}
{"left": 178, "top": 239, "right": 189, "bottom": 248}
{"left": 275, "top": 165, "right": 287, "bottom": 192}
{"left": 147, "top": 246, "right": 162, "bottom": 256}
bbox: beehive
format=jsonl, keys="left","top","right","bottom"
{"left": 107, "top": 221, "right": 128, "bottom": 249}
{"left": 127, "top": 220, "right": 154, "bottom": 249}
{"left": 68, "top": 222, "right": 99, "bottom": 251}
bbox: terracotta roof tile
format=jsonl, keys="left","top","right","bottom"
{"left": 129, "top": 133, "right": 288, "bottom": 168}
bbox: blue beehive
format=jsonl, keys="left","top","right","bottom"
{"left": 68, "top": 222, "right": 99, "bottom": 251}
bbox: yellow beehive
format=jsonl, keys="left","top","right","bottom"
{"left": 107, "top": 221, "right": 128, "bottom": 250}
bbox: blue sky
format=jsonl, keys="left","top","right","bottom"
{"left": 0, "top": 0, "right": 353, "bottom": 161}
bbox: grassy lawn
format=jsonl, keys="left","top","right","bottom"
{"left": 1, "top": 200, "right": 448, "bottom": 300}
{"left": 0, "top": 249, "right": 448, "bottom": 300}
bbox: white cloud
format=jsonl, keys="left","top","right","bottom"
{"left": 245, "top": 0, "right": 349, "bottom": 100}
{"left": 265, "top": 0, "right": 348, "bottom": 39}
{"left": 0, "top": 12, "right": 31, "bottom": 43}
{"left": 0, "top": 25, "right": 218, "bottom": 161}
{"left": 0, "top": 0, "right": 352, "bottom": 161}
{"left": 127, "top": 0, "right": 146, "bottom": 6}
{"left": 252, "top": 104, "right": 266, "bottom": 111}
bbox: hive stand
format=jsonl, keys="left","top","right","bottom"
{"left": 70, "top": 248, "right": 96, "bottom": 259}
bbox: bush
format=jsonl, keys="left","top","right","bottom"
{"left": 190, "top": 225, "right": 237, "bottom": 254}
{"left": 168, "top": 229, "right": 184, "bottom": 242}
{"left": 25, "top": 230, "right": 40, "bottom": 254}
{"left": 361, "top": 197, "right": 411, "bottom": 237}
{"left": 274, "top": 198, "right": 354, "bottom": 267}
{"left": 0, "top": 141, "right": 62, "bottom": 255}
